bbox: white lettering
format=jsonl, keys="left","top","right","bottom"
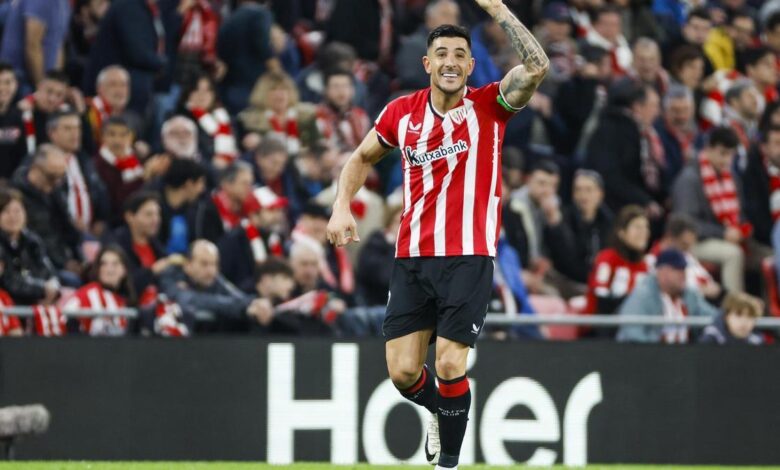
{"left": 563, "top": 372, "right": 603, "bottom": 466}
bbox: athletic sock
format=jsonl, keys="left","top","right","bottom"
{"left": 397, "top": 364, "right": 437, "bottom": 414}
{"left": 436, "top": 375, "right": 471, "bottom": 469}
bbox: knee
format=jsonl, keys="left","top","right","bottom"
{"left": 435, "top": 353, "right": 466, "bottom": 381}
{"left": 722, "top": 243, "right": 744, "bottom": 263}
{"left": 387, "top": 355, "right": 422, "bottom": 389}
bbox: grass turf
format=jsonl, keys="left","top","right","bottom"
{"left": 0, "top": 464, "right": 776, "bottom": 470}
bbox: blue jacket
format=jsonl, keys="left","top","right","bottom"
{"left": 616, "top": 275, "right": 719, "bottom": 343}
{"left": 496, "top": 237, "right": 543, "bottom": 339}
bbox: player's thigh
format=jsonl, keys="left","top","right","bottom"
{"left": 383, "top": 258, "right": 437, "bottom": 343}
{"left": 434, "top": 256, "right": 494, "bottom": 349}
{"left": 385, "top": 328, "right": 434, "bottom": 385}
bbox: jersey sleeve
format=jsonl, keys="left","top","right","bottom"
{"left": 589, "top": 251, "right": 614, "bottom": 299}
{"left": 470, "top": 82, "right": 521, "bottom": 123}
{"left": 373, "top": 98, "right": 403, "bottom": 148}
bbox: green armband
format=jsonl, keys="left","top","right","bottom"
{"left": 497, "top": 92, "right": 521, "bottom": 113}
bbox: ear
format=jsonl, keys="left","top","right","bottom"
{"left": 423, "top": 55, "right": 432, "bottom": 75}
{"left": 466, "top": 57, "right": 476, "bottom": 77}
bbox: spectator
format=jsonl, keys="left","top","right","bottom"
{"left": 0, "top": 63, "right": 25, "bottom": 179}
{"left": 239, "top": 71, "right": 319, "bottom": 156}
{"left": 468, "top": 19, "right": 505, "bottom": 89}
{"left": 64, "top": 244, "right": 136, "bottom": 336}
{"left": 357, "top": 204, "right": 401, "bottom": 306}
{"left": 109, "top": 191, "right": 184, "bottom": 301}
{"left": 175, "top": 73, "right": 238, "bottom": 169}
{"left": 616, "top": 248, "right": 719, "bottom": 343}
{"left": 217, "top": 0, "right": 276, "bottom": 115}
{"left": 630, "top": 38, "right": 669, "bottom": 96}
{"left": 159, "top": 239, "right": 271, "bottom": 331}
{"left": 46, "top": 110, "right": 109, "bottom": 234}
{"left": 12, "top": 144, "right": 83, "bottom": 279}
{"left": 0, "top": 187, "right": 59, "bottom": 306}
{"left": 535, "top": 2, "right": 577, "bottom": 96}
{"left": 671, "top": 126, "right": 771, "bottom": 293}
{"left": 84, "top": 65, "right": 133, "bottom": 146}
{"left": 585, "top": 6, "right": 632, "bottom": 76}
{"left": 667, "top": 45, "right": 706, "bottom": 93}
{"left": 744, "top": 125, "right": 780, "bottom": 245}
{"left": 741, "top": 46, "right": 779, "bottom": 108}
{"left": 84, "top": 0, "right": 168, "bottom": 114}
{"left": 16, "top": 71, "right": 71, "bottom": 155}
{"left": 700, "top": 292, "right": 764, "bottom": 345}
{"left": 247, "top": 133, "right": 305, "bottom": 217}
{"left": 395, "top": 0, "right": 460, "bottom": 90}
{"left": 585, "top": 205, "right": 650, "bottom": 320}
{"left": 763, "top": 11, "right": 780, "bottom": 55}
{"left": 723, "top": 80, "right": 762, "bottom": 166}
{"left": 195, "top": 160, "right": 254, "bottom": 243}
{"left": 325, "top": 0, "right": 393, "bottom": 65}
{"left": 173, "top": 0, "right": 223, "bottom": 87}
{"left": 0, "top": 0, "right": 71, "bottom": 91}
{"left": 94, "top": 117, "right": 145, "bottom": 226}
{"left": 553, "top": 44, "right": 612, "bottom": 157}
{"left": 546, "top": 170, "right": 613, "bottom": 285}
{"left": 68, "top": 0, "right": 110, "bottom": 85}
{"left": 662, "top": 7, "right": 715, "bottom": 75}
{"left": 158, "top": 158, "right": 207, "bottom": 254}
{"left": 143, "top": 115, "right": 204, "bottom": 181}
{"left": 647, "top": 213, "right": 722, "bottom": 300}
{"left": 655, "top": 85, "right": 697, "bottom": 189}
{"left": 295, "top": 42, "right": 366, "bottom": 107}
{"left": 704, "top": 9, "right": 756, "bottom": 71}
{"left": 504, "top": 161, "right": 561, "bottom": 295}
{"left": 584, "top": 81, "right": 664, "bottom": 217}
{"left": 315, "top": 71, "right": 371, "bottom": 151}
{"left": 218, "top": 186, "right": 288, "bottom": 292}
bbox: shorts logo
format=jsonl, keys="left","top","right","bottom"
{"left": 471, "top": 323, "right": 481, "bottom": 334}
{"left": 404, "top": 140, "right": 468, "bottom": 166}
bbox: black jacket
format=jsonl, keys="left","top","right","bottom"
{"left": 584, "top": 106, "right": 660, "bottom": 210}
{"left": 0, "top": 108, "right": 26, "bottom": 179}
{"left": 11, "top": 169, "right": 82, "bottom": 269}
{"left": 742, "top": 146, "right": 773, "bottom": 245}
{"left": 699, "top": 314, "right": 763, "bottom": 345}
{"left": 356, "top": 230, "right": 394, "bottom": 306}
{"left": 106, "top": 225, "right": 166, "bottom": 296}
{"left": 546, "top": 205, "right": 614, "bottom": 283}
{"left": 553, "top": 76, "right": 601, "bottom": 156}
{"left": 0, "top": 229, "right": 58, "bottom": 304}
{"left": 217, "top": 226, "right": 283, "bottom": 293}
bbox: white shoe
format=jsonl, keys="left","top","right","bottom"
{"left": 425, "top": 413, "right": 440, "bottom": 465}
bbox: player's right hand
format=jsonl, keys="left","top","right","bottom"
{"left": 327, "top": 204, "right": 360, "bottom": 247}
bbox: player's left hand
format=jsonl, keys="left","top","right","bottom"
{"left": 327, "top": 204, "right": 360, "bottom": 247}
{"left": 474, "top": 0, "right": 504, "bottom": 13}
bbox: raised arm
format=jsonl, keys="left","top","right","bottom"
{"left": 326, "top": 129, "right": 392, "bottom": 247}
{"left": 476, "top": 0, "right": 550, "bottom": 110}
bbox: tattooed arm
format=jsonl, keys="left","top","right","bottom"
{"left": 476, "top": 0, "right": 550, "bottom": 110}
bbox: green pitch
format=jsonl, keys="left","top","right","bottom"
{"left": 0, "top": 464, "right": 777, "bottom": 470}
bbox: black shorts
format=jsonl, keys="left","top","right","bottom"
{"left": 383, "top": 255, "right": 494, "bottom": 348}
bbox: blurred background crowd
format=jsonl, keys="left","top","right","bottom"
{"left": 0, "top": 0, "right": 777, "bottom": 344}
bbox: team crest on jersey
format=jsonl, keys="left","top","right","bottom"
{"left": 404, "top": 140, "right": 468, "bottom": 166}
{"left": 447, "top": 105, "right": 470, "bottom": 125}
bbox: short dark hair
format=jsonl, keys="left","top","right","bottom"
{"left": 593, "top": 5, "right": 621, "bottom": 23}
{"left": 767, "top": 11, "right": 780, "bottom": 32}
{"left": 123, "top": 190, "right": 160, "bottom": 215}
{"left": 740, "top": 46, "right": 774, "bottom": 73}
{"left": 0, "top": 187, "right": 24, "bottom": 213}
{"left": 707, "top": 126, "right": 740, "bottom": 149}
{"left": 687, "top": 7, "right": 710, "bottom": 23}
{"left": 0, "top": 62, "right": 14, "bottom": 76}
{"left": 41, "top": 70, "right": 69, "bottom": 85}
{"left": 669, "top": 45, "right": 703, "bottom": 76}
{"left": 324, "top": 70, "right": 354, "bottom": 87}
{"left": 163, "top": 158, "right": 207, "bottom": 189}
{"left": 254, "top": 258, "right": 293, "bottom": 284}
{"left": 219, "top": 160, "right": 254, "bottom": 185}
{"left": 529, "top": 159, "right": 560, "bottom": 176}
{"left": 427, "top": 24, "right": 471, "bottom": 49}
{"left": 102, "top": 115, "right": 131, "bottom": 131}
{"left": 608, "top": 79, "right": 653, "bottom": 109}
{"left": 664, "top": 213, "right": 697, "bottom": 238}
{"left": 255, "top": 133, "right": 288, "bottom": 158}
{"left": 727, "top": 8, "right": 753, "bottom": 25}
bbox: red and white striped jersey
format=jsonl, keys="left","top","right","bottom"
{"left": 585, "top": 248, "right": 648, "bottom": 314}
{"left": 374, "top": 82, "right": 515, "bottom": 258}
{"left": 64, "top": 282, "right": 128, "bottom": 336}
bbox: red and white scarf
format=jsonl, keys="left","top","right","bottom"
{"left": 699, "top": 152, "right": 752, "bottom": 236}
{"left": 640, "top": 124, "right": 666, "bottom": 192}
{"left": 242, "top": 220, "right": 284, "bottom": 264}
{"left": 665, "top": 119, "right": 696, "bottom": 163}
{"left": 21, "top": 94, "right": 69, "bottom": 154}
{"left": 765, "top": 154, "right": 780, "bottom": 223}
{"left": 661, "top": 294, "right": 688, "bottom": 344}
{"left": 315, "top": 104, "right": 370, "bottom": 150}
{"left": 212, "top": 190, "right": 243, "bottom": 231}
{"left": 275, "top": 290, "right": 339, "bottom": 324}
{"left": 189, "top": 107, "right": 238, "bottom": 166}
{"left": 89, "top": 95, "right": 112, "bottom": 135}
{"left": 0, "top": 289, "right": 21, "bottom": 336}
{"left": 291, "top": 229, "right": 355, "bottom": 294}
{"left": 33, "top": 305, "right": 66, "bottom": 337}
{"left": 267, "top": 109, "right": 301, "bottom": 155}
{"left": 65, "top": 154, "right": 93, "bottom": 230}
{"left": 64, "top": 282, "right": 127, "bottom": 336}
{"left": 99, "top": 146, "right": 144, "bottom": 183}
{"left": 178, "top": 0, "right": 218, "bottom": 62}
{"left": 154, "top": 295, "right": 189, "bottom": 337}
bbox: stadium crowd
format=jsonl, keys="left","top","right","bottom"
{"left": 0, "top": 0, "right": 777, "bottom": 344}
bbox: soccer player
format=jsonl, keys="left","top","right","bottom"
{"left": 326, "top": 1, "right": 549, "bottom": 468}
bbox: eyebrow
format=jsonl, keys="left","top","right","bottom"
{"left": 434, "top": 47, "right": 468, "bottom": 54}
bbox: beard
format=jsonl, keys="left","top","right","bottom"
{"left": 164, "top": 137, "right": 198, "bottom": 159}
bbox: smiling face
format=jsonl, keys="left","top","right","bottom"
{"left": 424, "top": 35, "right": 475, "bottom": 96}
